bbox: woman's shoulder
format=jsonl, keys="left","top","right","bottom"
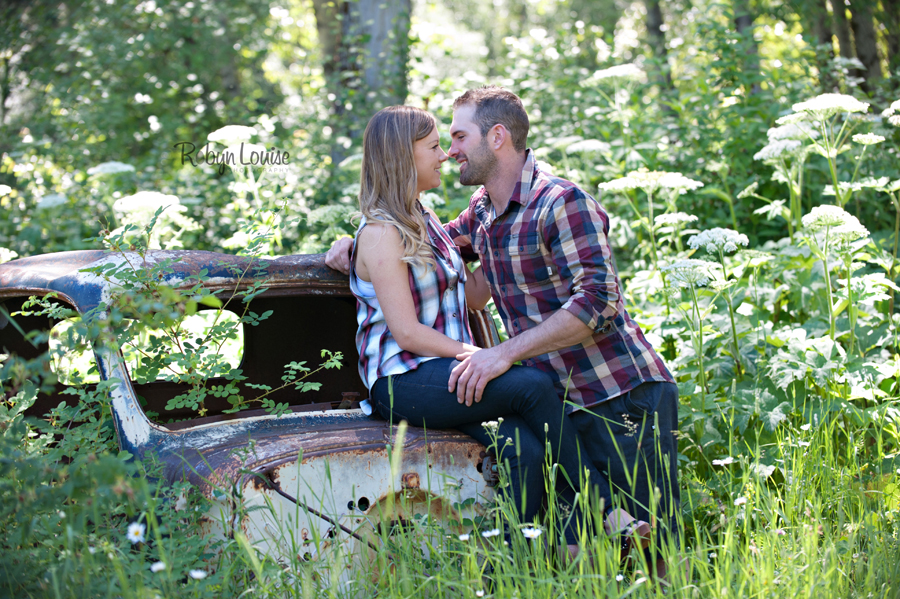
{"left": 357, "top": 219, "right": 403, "bottom": 251}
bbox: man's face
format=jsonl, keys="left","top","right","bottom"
{"left": 449, "top": 104, "right": 498, "bottom": 186}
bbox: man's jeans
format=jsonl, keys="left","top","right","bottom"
{"left": 371, "top": 358, "right": 611, "bottom": 526}
{"left": 561, "top": 381, "right": 681, "bottom": 546}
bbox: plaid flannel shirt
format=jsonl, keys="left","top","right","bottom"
{"left": 351, "top": 210, "right": 474, "bottom": 390}
{"left": 445, "top": 150, "right": 673, "bottom": 409}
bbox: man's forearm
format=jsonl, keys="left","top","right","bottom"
{"left": 495, "top": 309, "right": 593, "bottom": 364}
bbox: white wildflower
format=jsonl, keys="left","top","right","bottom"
{"left": 87, "top": 161, "right": 136, "bottom": 176}
{"left": 739, "top": 249, "right": 774, "bottom": 267}
{"left": 776, "top": 112, "right": 816, "bottom": 126}
{"left": 616, "top": 574, "right": 625, "bottom": 582}
{"left": 890, "top": 115, "right": 900, "bottom": 127}
{"left": 599, "top": 169, "right": 703, "bottom": 195}
{"left": 189, "top": 569, "right": 207, "bottom": 580}
{"left": 522, "top": 527, "right": 542, "bottom": 539}
{"left": 712, "top": 456, "right": 735, "bottom": 466}
{"left": 801, "top": 205, "right": 854, "bottom": 231}
{"left": 114, "top": 191, "right": 180, "bottom": 216}
{"left": 0, "top": 184, "right": 11, "bottom": 196}
{"left": 753, "top": 139, "right": 802, "bottom": 161}
{"left": 736, "top": 181, "right": 758, "bottom": 199}
{"left": 800, "top": 423, "right": 811, "bottom": 431}
{"left": 734, "top": 496, "right": 748, "bottom": 506}
{"left": 126, "top": 522, "right": 146, "bottom": 544}
{"left": 654, "top": 212, "right": 698, "bottom": 227}
{"left": 823, "top": 176, "right": 890, "bottom": 196}
{"left": 458, "top": 533, "right": 470, "bottom": 541}
{"left": 767, "top": 123, "right": 818, "bottom": 141}
{"left": 751, "top": 463, "right": 777, "bottom": 478}
{"left": 0, "top": 248, "right": 18, "bottom": 264}
{"left": 661, "top": 259, "right": 719, "bottom": 288}
{"left": 221, "top": 143, "right": 269, "bottom": 166}
{"left": 688, "top": 228, "right": 749, "bottom": 255}
{"left": 791, "top": 93, "right": 869, "bottom": 118}
{"left": 852, "top": 133, "right": 885, "bottom": 146}
{"left": 476, "top": 591, "right": 485, "bottom": 598}
{"left": 566, "top": 139, "right": 610, "bottom": 154}
{"left": 207, "top": 125, "right": 257, "bottom": 144}
{"left": 37, "top": 194, "right": 67, "bottom": 209}
{"left": 150, "top": 562, "right": 166, "bottom": 573}
{"left": 481, "top": 528, "right": 501, "bottom": 538}
{"left": 775, "top": 528, "right": 787, "bottom": 536}
{"left": 831, "top": 218, "right": 869, "bottom": 244}
{"left": 591, "top": 63, "right": 645, "bottom": 82}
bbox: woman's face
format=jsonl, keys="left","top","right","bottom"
{"left": 413, "top": 126, "right": 448, "bottom": 196}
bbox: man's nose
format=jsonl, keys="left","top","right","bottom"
{"left": 448, "top": 141, "right": 459, "bottom": 158}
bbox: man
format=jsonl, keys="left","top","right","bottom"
{"left": 327, "top": 86, "right": 680, "bottom": 575}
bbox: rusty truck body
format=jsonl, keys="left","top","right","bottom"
{"left": 0, "top": 250, "right": 499, "bottom": 568}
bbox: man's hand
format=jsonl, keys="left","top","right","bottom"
{"left": 324, "top": 236, "right": 353, "bottom": 274}
{"left": 449, "top": 346, "right": 513, "bottom": 406}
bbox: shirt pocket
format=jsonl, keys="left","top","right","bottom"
{"left": 505, "top": 232, "right": 556, "bottom": 289}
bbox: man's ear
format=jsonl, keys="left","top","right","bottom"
{"left": 489, "top": 124, "right": 508, "bottom": 150}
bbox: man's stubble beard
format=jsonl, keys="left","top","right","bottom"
{"left": 458, "top": 137, "right": 498, "bottom": 186}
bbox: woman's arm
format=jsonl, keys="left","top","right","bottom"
{"left": 465, "top": 265, "right": 491, "bottom": 310}
{"left": 357, "top": 223, "right": 480, "bottom": 358}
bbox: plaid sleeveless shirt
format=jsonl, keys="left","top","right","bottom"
{"left": 351, "top": 209, "right": 474, "bottom": 390}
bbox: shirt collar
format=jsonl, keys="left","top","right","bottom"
{"left": 474, "top": 148, "right": 538, "bottom": 218}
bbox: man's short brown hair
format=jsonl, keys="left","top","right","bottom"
{"left": 453, "top": 86, "right": 529, "bottom": 152}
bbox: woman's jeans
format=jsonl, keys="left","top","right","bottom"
{"left": 371, "top": 358, "right": 612, "bottom": 529}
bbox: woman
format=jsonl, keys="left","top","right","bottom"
{"left": 350, "top": 105, "right": 649, "bottom": 553}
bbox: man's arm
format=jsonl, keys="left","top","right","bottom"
{"left": 449, "top": 309, "right": 593, "bottom": 405}
{"left": 449, "top": 187, "right": 622, "bottom": 404}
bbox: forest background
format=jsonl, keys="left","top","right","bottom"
{"left": 2, "top": 0, "right": 900, "bottom": 597}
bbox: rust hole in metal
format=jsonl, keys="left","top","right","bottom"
{"left": 357, "top": 496, "right": 371, "bottom": 511}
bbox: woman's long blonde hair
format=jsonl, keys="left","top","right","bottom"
{"left": 358, "top": 105, "right": 436, "bottom": 270}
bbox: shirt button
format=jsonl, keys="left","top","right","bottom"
{"left": 448, "top": 286, "right": 455, "bottom": 291}
{"left": 493, "top": 250, "right": 499, "bottom": 257}
{"left": 452, "top": 313, "right": 458, "bottom": 318}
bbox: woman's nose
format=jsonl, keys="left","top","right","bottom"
{"left": 439, "top": 149, "right": 449, "bottom": 162}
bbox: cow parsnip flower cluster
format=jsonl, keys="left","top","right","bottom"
{"left": 654, "top": 212, "right": 698, "bottom": 227}
{"left": 599, "top": 169, "right": 703, "bottom": 194}
{"left": 790, "top": 93, "right": 870, "bottom": 119}
{"left": 208, "top": 125, "right": 258, "bottom": 144}
{"left": 688, "top": 228, "right": 750, "bottom": 255}
{"left": 801, "top": 205, "right": 855, "bottom": 231}
{"left": 566, "top": 139, "right": 610, "bottom": 154}
{"left": 87, "top": 161, "right": 136, "bottom": 177}
{"left": 753, "top": 139, "right": 803, "bottom": 162}
{"left": 851, "top": 133, "right": 885, "bottom": 146}
{"left": 767, "top": 123, "right": 818, "bottom": 141}
{"left": 661, "top": 259, "right": 719, "bottom": 288}
{"left": 590, "top": 63, "right": 645, "bottom": 83}
{"left": 880, "top": 100, "right": 900, "bottom": 126}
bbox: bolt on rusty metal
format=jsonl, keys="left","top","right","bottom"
{"left": 400, "top": 472, "right": 420, "bottom": 489}
{"left": 478, "top": 451, "right": 500, "bottom": 487}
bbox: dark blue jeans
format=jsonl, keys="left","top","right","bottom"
{"left": 371, "top": 358, "right": 613, "bottom": 526}
{"left": 559, "top": 381, "right": 681, "bottom": 546}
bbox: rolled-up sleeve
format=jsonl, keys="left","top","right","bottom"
{"left": 543, "top": 189, "right": 622, "bottom": 332}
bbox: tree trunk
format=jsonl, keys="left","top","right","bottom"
{"left": 830, "top": 0, "right": 854, "bottom": 59}
{"left": 311, "top": 0, "right": 412, "bottom": 162}
{"left": 794, "top": 0, "right": 835, "bottom": 90}
{"left": 849, "top": 0, "right": 883, "bottom": 90}
{"left": 884, "top": 0, "right": 900, "bottom": 80}
{"left": 732, "top": 0, "right": 760, "bottom": 92}
{"left": 645, "top": 0, "right": 673, "bottom": 92}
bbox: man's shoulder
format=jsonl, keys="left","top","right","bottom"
{"left": 530, "top": 168, "right": 599, "bottom": 210}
